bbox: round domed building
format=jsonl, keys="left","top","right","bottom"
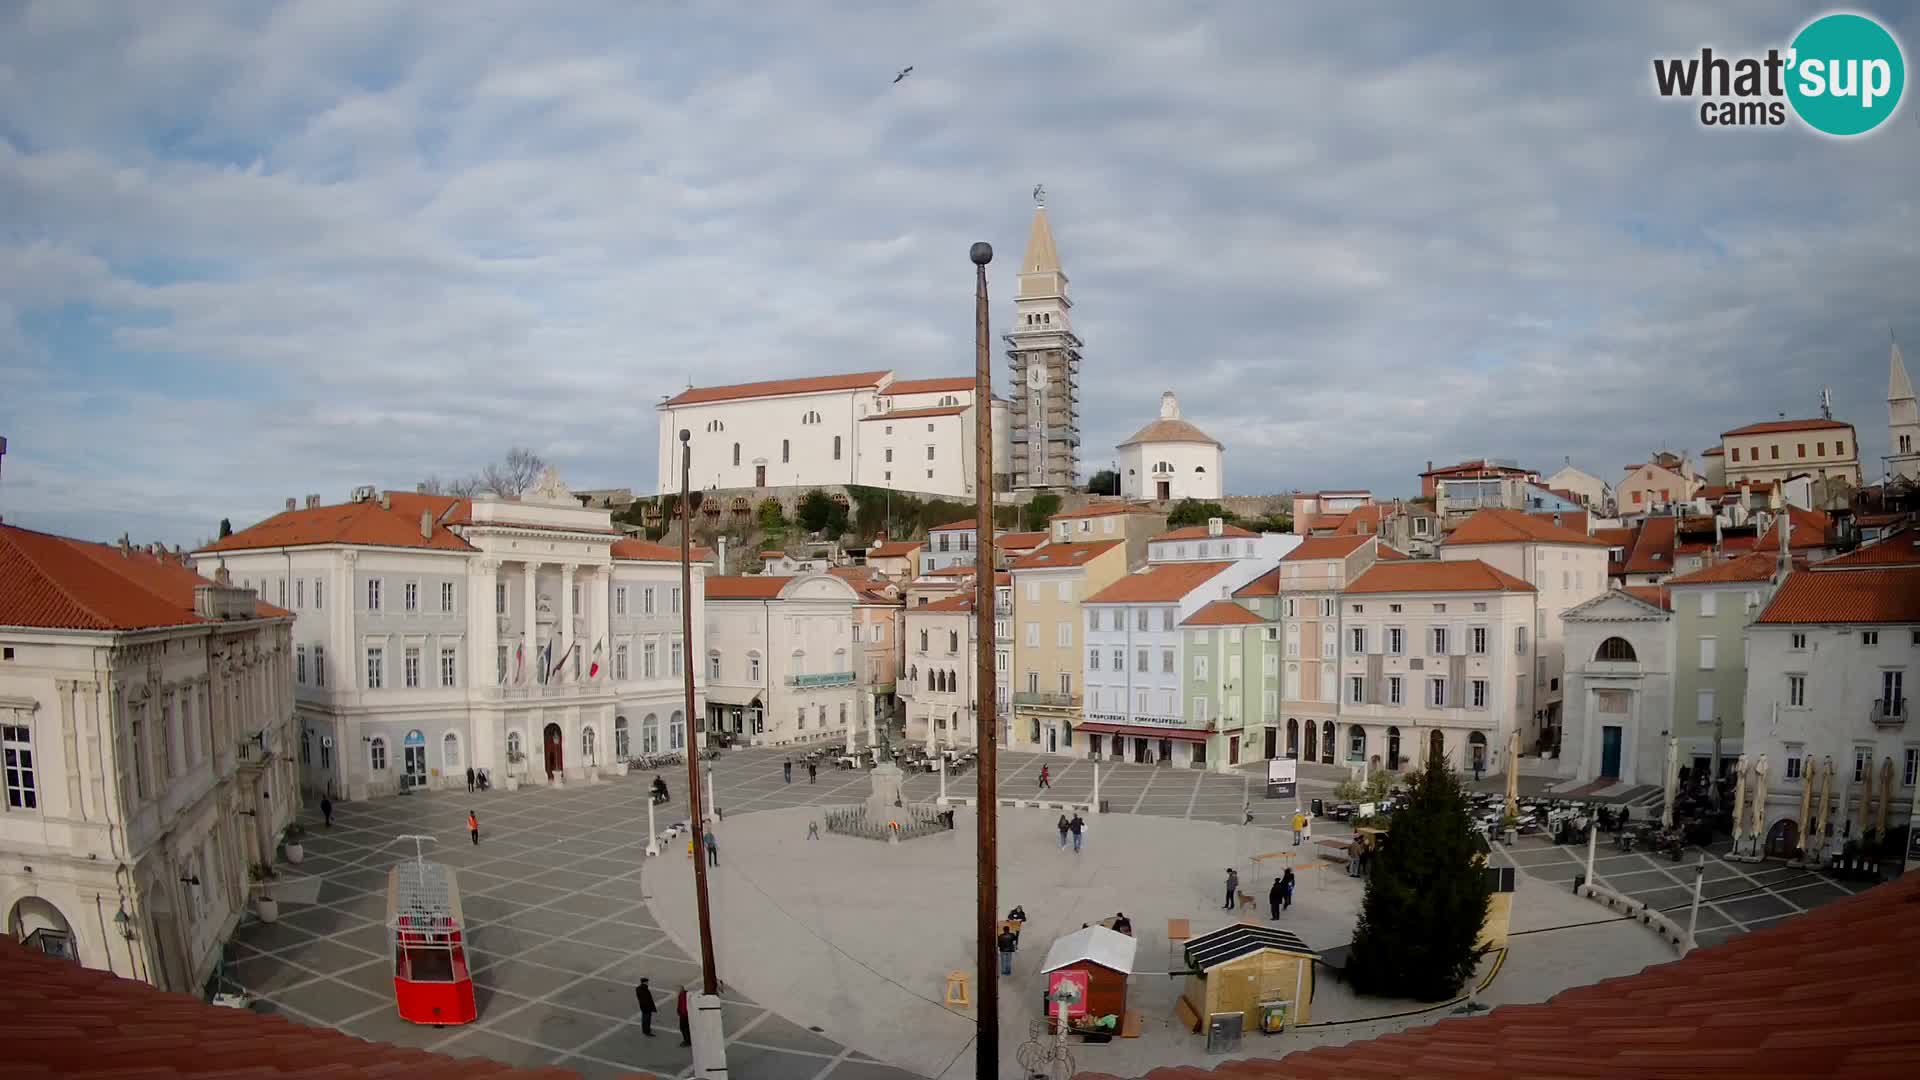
{"left": 1117, "top": 391, "right": 1223, "bottom": 502}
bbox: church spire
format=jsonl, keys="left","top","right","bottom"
{"left": 1892, "top": 334, "right": 1916, "bottom": 405}
{"left": 1022, "top": 202, "right": 1061, "bottom": 276}
{"left": 1889, "top": 332, "right": 1920, "bottom": 482}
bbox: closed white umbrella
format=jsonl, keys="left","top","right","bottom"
{"left": 1748, "top": 755, "right": 1769, "bottom": 856}
{"left": 1504, "top": 728, "right": 1521, "bottom": 822}
{"left": 1729, "top": 755, "right": 1748, "bottom": 850}
{"left": 1878, "top": 757, "right": 1897, "bottom": 839}
{"left": 1812, "top": 758, "right": 1835, "bottom": 860}
{"left": 1860, "top": 756, "right": 1876, "bottom": 842}
{"left": 1661, "top": 737, "right": 1681, "bottom": 829}
{"left": 1796, "top": 760, "right": 1814, "bottom": 862}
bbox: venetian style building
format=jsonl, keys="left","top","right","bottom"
{"left": 703, "top": 572, "right": 884, "bottom": 746}
{"left": 195, "top": 473, "right": 703, "bottom": 798}
{"left": 2, "top": 524, "right": 296, "bottom": 995}
{"left": 1005, "top": 194, "right": 1083, "bottom": 491}
{"left": 903, "top": 586, "right": 981, "bottom": 750}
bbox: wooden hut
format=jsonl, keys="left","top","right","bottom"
{"left": 1040, "top": 925, "right": 1136, "bottom": 1026}
{"left": 1179, "top": 923, "right": 1318, "bottom": 1033}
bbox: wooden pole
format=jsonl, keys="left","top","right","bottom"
{"left": 969, "top": 241, "right": 999, "bottom": 1079}
{"left": 680, "top": 429, "right": 719, "bottom": 996}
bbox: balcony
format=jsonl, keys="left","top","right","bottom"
{"left": 487, "top": 683, "right": 594, "bottom": 701}
{"left": 1871, "top": 697, "right": 1907, "bottom": 729}
{"left": 1013, "top": 690, "right": 1082, "bottom": 709}
{"left": 787, "top": 671, "right": 857, "bottom": 689}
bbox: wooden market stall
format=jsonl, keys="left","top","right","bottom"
{"left": 1179, "top": 923, "right": 1318, "bottom": 1035}
{"left": 1040, "top": 924, "right": 1137, "bottom": 1033}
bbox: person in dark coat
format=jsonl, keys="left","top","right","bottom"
{"left": 1281, "top": 868, "right": 1296, "bottom": 910}
{"left": 808, "top": 761, "right": 817, "bottom": 783}
{"left": 319, "top": 795, "right": 333, "bottom": 828}
{"left": 704, "top": 829, "right": 718, "bottom": 866}
{"left": 635, "top": 977, "right": 657, "bottom": 1036}
{"left": 1057, "top": 814, "right": 1071, "bottom": 849}
{"left": 783, "top": 759, "right": 792, "bottom": 783}
{"left": 676, "top": 986, "right": 692, "bottom": 1046}
{"left": 466, "top": 766, "right": 477, "bottom": 793}
{"left": 1224, "top": 867, "right": 1239, "bottom": 910}
{"left": 997, "top": 925, "right": 1018, "bottom": 975}
{"left": 1269, "top": 877, "right": 1285, "bottom": 920}
{"left": 1069, "top": 813, "right": 1084, "bottom": 853}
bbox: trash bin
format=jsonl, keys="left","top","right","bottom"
{"left": 1572, "top": 873, "right": 1586, "bottom": 894}
{"left": 1099, "top": 799, "right": 1111, "bottom": 814}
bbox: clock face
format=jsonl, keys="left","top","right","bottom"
{"left": 1026, "top": 364, "right": 1047, "bottom": 390}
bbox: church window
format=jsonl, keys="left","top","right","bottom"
{"left": 732, "top": 443, "right": 740, "bottom": 466}
{"left": 782, "top": 439, "right": 790, "bottom": 463}
{"left": 834, "top": 435, "right": 842, "bottom": 460}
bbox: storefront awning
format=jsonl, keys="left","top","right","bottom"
{"left": 1078, "top": 722, "right": 1210, "bottom": 743}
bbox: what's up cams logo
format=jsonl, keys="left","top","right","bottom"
{"left": 1653, "top": 11, "right": 1905, "bottom": 135}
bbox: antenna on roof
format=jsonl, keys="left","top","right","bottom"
{"left": 1819, "top": 387, "right": 1832, "bottom": 420}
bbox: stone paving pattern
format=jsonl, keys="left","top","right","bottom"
{"left": 230, "top": 745, "right": 1878, "bottom": 1078}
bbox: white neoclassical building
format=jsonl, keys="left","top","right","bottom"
{"left": 702, "top": 572, "right": 872, "bottom": 747}
{"left": 194, "top": 472, "right": 704, "bottom": 800}
{"left": 2, "top": 523, "right": 296, "bottom": 995}
{"left": 1117, "top": 392, "right": 1224, "bottom": 502}
{"left": 1560, "top": 589, "right": 1676, "bottom": 787}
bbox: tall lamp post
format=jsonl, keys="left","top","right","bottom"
{"left": 969, "top": 240, "right": 1000, "bottom": 1079}
{"left": 679, "top": 429, "right": 727, "bottom": 1074}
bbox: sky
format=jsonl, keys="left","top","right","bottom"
{"left": 1, "top": 0, "right": 1917, "bottom": 546}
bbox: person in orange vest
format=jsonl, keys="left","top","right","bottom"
{"left": 467, "top": 810, "right": 480, "bottom": 846}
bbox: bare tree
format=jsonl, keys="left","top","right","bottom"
{"left": 480, "top": 446, "right": 547, "bottom": 498}
{"left": 417, "top": 473, "right": 484, "bottom": 497}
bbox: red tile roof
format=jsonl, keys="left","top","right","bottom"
{"left": 1181, "top": 599, "right": 1265, "bottom": 627}
{"left": 1592, "top": 527, "right": 1635, "bottom": 548}
{"left": 865, "top": 540, "right": 923, "bottom": 559}
{"left": 1010, "top": 540, "right": 1123, "bottom": 570}
{"left": 1080, "top": 872, "right": 1920, "bottom": 1080}
{"left": 1623, "top": 585, "right": 1672, "bottom": 610}
{"left": 882, "top": 376, "right": 974, "bottom": 395}
{"left": 199, "top": 497, "right": 478, "bottom": 554}
{"left": 928, "top": 518, "right": 979, "bottom": 532}
{"left": 922, "top": 593, "right": 975, "bottom": 612}
{"left": 1665, "top": 550, "right": 1782, "bottom": 586}
{"left": 1281, "top": 535, "right": 1373, "bottom": 561}
{"left": 1700, "top": 445, "right": 1724, "bottom": 456}
{"left": 1233, "top": 567, "right": 1281, "bottom": 598}
{"left": 1420, "top": 459, "right": 1534, "bottom": 478}
{"left": 1086, "top": 561, "right": 1235, "bottom": 604}
{"left": 0, "top": 939, "right": 586, "bottom": 1080}
{"left": 1756, "top": 566, "right": 1920, "bottom": 624}
{"left": 1346, "top": 560, "right": 1534, "bottom": 595}
{"left": 1623, "top": 515, "right": 1678, "bottom": 575}
{"left": 998, "top": 531, "right": 1049, "bottom": 550}
{"left": 608, "top": 538, "right": 685, "bottom": 562}
{"left": 1814, "top": 528, "right": 1920, "bottom": 568}
{"left": 1153, "top": 524, "right": 1258, "bottom": 542}
{"left": 1375, "top": 544, "right": 1410, "bottom": 560}
{"left": 925, "top": 564, "right": 978, "bottom": 577}
{"left": 1755, "top": 506, "right": 1834, "bottom": 552}
{"left": 1445, "top": 509, "right": 1608, "bottom": 547}
{"left": 1331, "top": 505, "right": 1383, "bottom": 536}
{"left": 705, "top": 575, "right": 793, "bottom": 600}
{"left": 2, "top": 525, "right": 287, "bottom": 631}
{"left": 859, "top": 404, "right": 969, "bottom": 421}
{"left": 1049, "top": 502, "right": 1161, "bottom": 521}
{"left": 660, "top": 369, "right": 890, "bottom": 407}
{"left": 1526, "top": 508, "right": 1588, "bottom": 536}
{"left": 1722, "top": 416, "right": 1855, "bottom": 436}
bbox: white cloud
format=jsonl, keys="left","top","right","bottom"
{"left": 0, "top": 1, "right": 1916, "bottom": 545}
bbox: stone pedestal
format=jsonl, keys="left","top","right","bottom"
{"left": 866, "top": 763, "right": 905, "bottom": 822}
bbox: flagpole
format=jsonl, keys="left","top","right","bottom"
{"left": 681, "top": 428, "right": 721, "bottom": 998}
{"left": 968, "top": 238, "right": 999, "bottom": 1080}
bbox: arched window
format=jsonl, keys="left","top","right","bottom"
{"left": 582, "top": 725, "right": 597, "bottom": 764}
{"left": 369, "top": 736, "right": 387, "bottom": 771}
{"left": 833, "top": 435, "right": 842, "bottom": 461}
{"left": 920, "top": 629, "right": 929, "bottom": 651}
{"left": 1348, "top": 724, "right": 1366, "bottom": 762}
{"left": 1321, "top": 721, "right": 1336, "bottom": 762}
{"left": 1595, "top": 637, "right": 1638, "bottom": 662}
{"left": 669, "top": 711, "right": 686, "bottom": 750}
{"left": 1195, "top": 466, "right": 1206, "bottom": 473}
{"left": 507, "top": 730, "right": 523, "bottom": 763}
{"left": 733, "top": 443, "right": 741, "bottom": 466}
{"left": 908, "top": 664, "right": 918, "bottom": 687}
{"left": 838, "top": 703, "right": 847, "bottom": 727}
{"left": 1030, "top": 718, "right": 1041, "bottom": 744}
{"left": 615, "top": 715, "right": 630, "bottom": 759}
{"left": 747, "top": 651, "right": 762, "bottom": 682}
{"left": 792, "top": 649, "right": 806, "bottom": 676}
{"left": 442, "top": 732, "right": 461, "bottom": 769}
{"left": 1286, "top": 718, "right": 1298, "bottom": 757}
{"left": 1062, "top": 721, "right": 1073, "bottom": 748}
{"left": 300, "top": 728, "right": 311, "bottom": 764}
{"left": 642, "top": 713, "right": 661, "bottom": 754}
{"left": 833, "top": 648, "right": 847, "bottom": 673}
{"left": 949, "top": 630, "right": 959, "bottom": 653}
{"left": 1429, "top": 728, "right": 1445, "bottom": 764}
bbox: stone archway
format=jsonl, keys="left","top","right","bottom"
{"left": 8, "top": 896, "right": 79, "bottom": 962}
{"left": 543, "top": 722, "right": 564, "bottom": 780}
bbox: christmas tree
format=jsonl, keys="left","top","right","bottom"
{"left": 1345, "top": 753, "right": 1491, "bottom": 1001}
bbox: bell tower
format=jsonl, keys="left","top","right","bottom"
{"left": 1889, "top": 335, "right": 1919, "bottom": 482}
{"left": 1004, "top": 187, "right": 1082, "bottom": 492}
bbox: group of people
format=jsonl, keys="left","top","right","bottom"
{"left": 782, "top": 758, "right": 817, "bottom": 784}
{"left": 1055, "top": 812, "right": 1086, "bottom": 852}
{"left": 632, "top": 977, "right": 694, "bottom": 1046}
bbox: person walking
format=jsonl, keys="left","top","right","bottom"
{"left": 1291, "top": 810, "right": 1303, "bottom": 847}
{"left": 807, "top": 820, "right": 821, "bottom": 840}
{"left": 466, "top": 766, "right": 477, "bottom": 793}
{"left": 783, "top": 758, "right": 792, "bottom": 783}
{"left": 635, "top": 978, "right": 657, "bottom": 1036}
{"left": 704, "top": 829, "right": 718, "bottom": 866}
{"left": 997, "top": 924, "right": 1018, "bottom": 976}
{"left": 1038, "top": 765, "right": 1051, "bottom": 790}
{"left": 319, "top": 795, "right": 333, "bottom": 828}
{"left": 1269, "top": 877, "right": 1284, "bottom": 920}
{"left": 676, "top": 986, "right": 691, "bottom": 1047}
{"left": 808, "top": 761, "right": 817, "bottom": 784}
{"left": 468, "top": 810, "right": 480, "bottom": 846}
{"left": 1069, "top": 813, "right": 1085, "bottom": 853}
{"left": 1223, "top": 867, "right": 1239, "bottom": 910}
{"left": 1057, "top": 814, "right": 1070, "bottom": 850}
{"left": 1281, "top": 867, "right": 1295, "bottom": 911}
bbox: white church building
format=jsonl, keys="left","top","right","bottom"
{"left": 1118, "top": 392, "right": 1224, "bottom": 502}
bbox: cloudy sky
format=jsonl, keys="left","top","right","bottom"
{"left": 1, "top": 1, "right": 1915, "bottom": 546}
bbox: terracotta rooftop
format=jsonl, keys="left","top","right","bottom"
{"left": 1086, "top": 561, "right": 1236, "bottom": 604}
{"left": 1623, "top": 515, "right": 1679, "bottom": 575}
{"left": 1331, "top": 504, "right": 1384, "bottom": 536}
{"left": 1375, "top": 544, "right": 1410, "bottom": 560}
{"left": 2, "top": 524, "right": 287, "bottom": 632}
{"left": 0, "top": 939, "right": 588, "bottom": 1080}
{"left": 1050, "top": 502, "right": 1161, "bottom": 521}
{"left": 881, "top": 376, "right": 974, "bottom": 395}
{"left": 1116, "top": 417, "right": 1221, "bottom": 448}
{"left": 1756, "top": 565, "right": 1920, "bottom": 625}
{"left": 1623, "top": 584, "right": 1672, "bottom": 610}
{"left": 998, "top": 530, "right": 1050, "bottom": 551}
{"left": 1701, "top": 445, "right": 1724, "bottom": 456}
{"left": 1665, "top": 550, "right": 1782, "bottom": 586}
{"left": 1153, "top": 524, "right": 1257, "bottom": 542}
{"left": 860, "top": 404, "right": 970, "bottom": 421}
{"left": 608, "top": 538, "right": 686, "bottom": 562}
{"left": 865, "top": 540, "right": 923, "bottom": 559}
{"left": 1814, "top": 528, "right": 1920, "bottom": 568}
{"left": 1080, "top": 872, "right": 1920, "bottom": 1080}
{"left": 1280, "top": 535, "right": 1374, "bottom": 562}
{"left": 1232, "top": 567, "right": 1281, "bottom": 598}
{"left": 1421, "top": 458, "right": 1534, "bottom": 477}
{"left": 1180, "top": 599, "right": 1266, "bottom": 627}
{"left": 704, "top": 575, "right": 793, "bottom": 600}
{"left": 1445, "top": 508, "right": 1607, "bottom": 547}
{"left": 198, "top": 496, "right": 478, "bottom": 554}
{"left": 1526, "top": 508, "right": 1589, "bottom": 536}
{"left": 925, "top": 564, "right": 978, "bottom": 577}
{"left": 1346, "top": 559, "right": 1534, "bottom": 595}
{"left": 1755, "top": 506, "right": 1834, "bottom": 552}
{"left": 659, "top": 369, "right": 890, "bottom": 407}
{"left": 1010, "top": 540, "right": 1123, "bottom": 570}
{"left": 922, "top": 593, "right": 975, "bottom": 612}
{"left": 928, "top": 518, "right": 979, "bottom": 532}
{"left": 1722, "top": 416, "right": 1855, "bottom": 436}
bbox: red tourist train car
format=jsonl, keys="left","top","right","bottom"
{"left": 387, "top": 860, "right": 477, "bottom": 1026}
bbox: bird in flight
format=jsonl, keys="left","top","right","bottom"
{"left": 893, "top": 66, "right": 913, "bottom": 84}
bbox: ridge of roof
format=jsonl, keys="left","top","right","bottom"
{"left": 1180, "top": 599, "right": 1266, "bottom": 626}
{"left": 1280, "top": 534, "right": 1373, "bottom": 561}
{"left": 197, "top": 498, "right": 478, "bottom": 555}
{"left": 1085, "top": 561, "right": 1235, "bottom": 604}
{"left": 1813, "top": 528, "right": 1920, "bottom": 568}
{"left": 705, "top": 575, "right": 794, "bottom": 600}
{"left": 1445, "top": 508, "right": 1607, "bottom": 548}
{"left": 1346, "top": 559, "right": 1536, "bottom": 595}
{"left": 860, "top": 404, "right": 970, "bottom": 421}
{"left": 1756, "top": 565, "right": 1920, "bottom": 625}
{"left": 1009, "top": 539, "right": 1123, "bottom": 570}
{"left": 1116, "top": 416, "right": 1221, "bottom": 448}
{"left": 1153, "top": 524, "right": 1257, "bottom": 542}
{"left": 881, "top": 376, "right": 974, "bottom": 395}
{"left": 1232, "top": 567, "right": 1281, "bottom": 598}
{"left": 1721, "top": 416, "right": 1855, "bottom": 436}
{"left": 1050, "top": 501, "right": 1162, "bottom": 521}
{"left": 660, "top": 369, "right": 891, "bottom": 407}
{"left": 1664, "top": 549, "right": 1780, "bottom": 586}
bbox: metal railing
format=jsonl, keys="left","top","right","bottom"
{"left": 1871, "top": 697, "right": 1907, "bottom": 728}
{"left": 787, "top": 671, "right": 857, "bottom": 688}
{"left": 1012, "top": 690, "right": 1081, "bottom": 708}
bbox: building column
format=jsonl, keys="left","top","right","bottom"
{"left": 473, "top": 558, "right": 500, "bottom": 690}
{"left": 523, "top": 560, "right": 540, "bottom": 682}
{"left": 560, "top": 563, "right": 578, "bottom": 680}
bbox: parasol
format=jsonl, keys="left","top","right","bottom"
{"left": 1661, "top": 736, "right": 1681, "bottom": 830}
{"left": 1748, "top": 755, "right": 1769, "bottom": 853}
{"left": 1729, "top": 755, "right": 1748, "bottom": 851}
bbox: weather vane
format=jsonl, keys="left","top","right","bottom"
{"left": 1032, "top": 183, "right": 1046, "bottom": 207}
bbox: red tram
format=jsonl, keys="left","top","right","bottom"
{"left": 387, "top": 859, "right": 477, "bottom": 1025}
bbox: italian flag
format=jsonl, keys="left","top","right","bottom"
{"left": 588, "top": 639, "right": 605, "bottom": 680}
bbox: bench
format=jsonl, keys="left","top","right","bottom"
{"left": 1121, "top": 1009, "right": 1143, "bottom": 1038}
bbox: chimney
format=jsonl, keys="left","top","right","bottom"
{"left": 1776, "top": 508, "right": 1792, "bottom": 577}
{"left": 118, "top": 534, "right": 131, "bottom": 555}
{"left": 416, "top": 483, "right": 428, "bottom": 494}
{"left": 1552, "top": 512, "right": 1562, "bottom": 528}
{"left": 379, "top": 492, "right": 391, "bottom": 511}
{"left": 717, "top": 535, "right": 728, "bottom": 574}
{"left": 307, "top": 494, "right": 321, "bottom": 509}
{"left": 214, "top": 561, "right": 232, "bottom": 586}
{"left": 1207, "top": 517, "right": 1224, "bottom": 537}
{"left": 420, "top": 510, "right": 433, "bottom": 539}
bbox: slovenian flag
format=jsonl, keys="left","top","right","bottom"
{"left": 588, "top": 639, "right": 604, "bottom": 680}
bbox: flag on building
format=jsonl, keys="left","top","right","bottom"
{"left": 513, "top": 642, "right": 525, "bottom": 684}
{"left": 548, "top": 639, "right": 570, "bottom": 682}
{"left": 588, "top": 639, "right": 604, "bottom": 680}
